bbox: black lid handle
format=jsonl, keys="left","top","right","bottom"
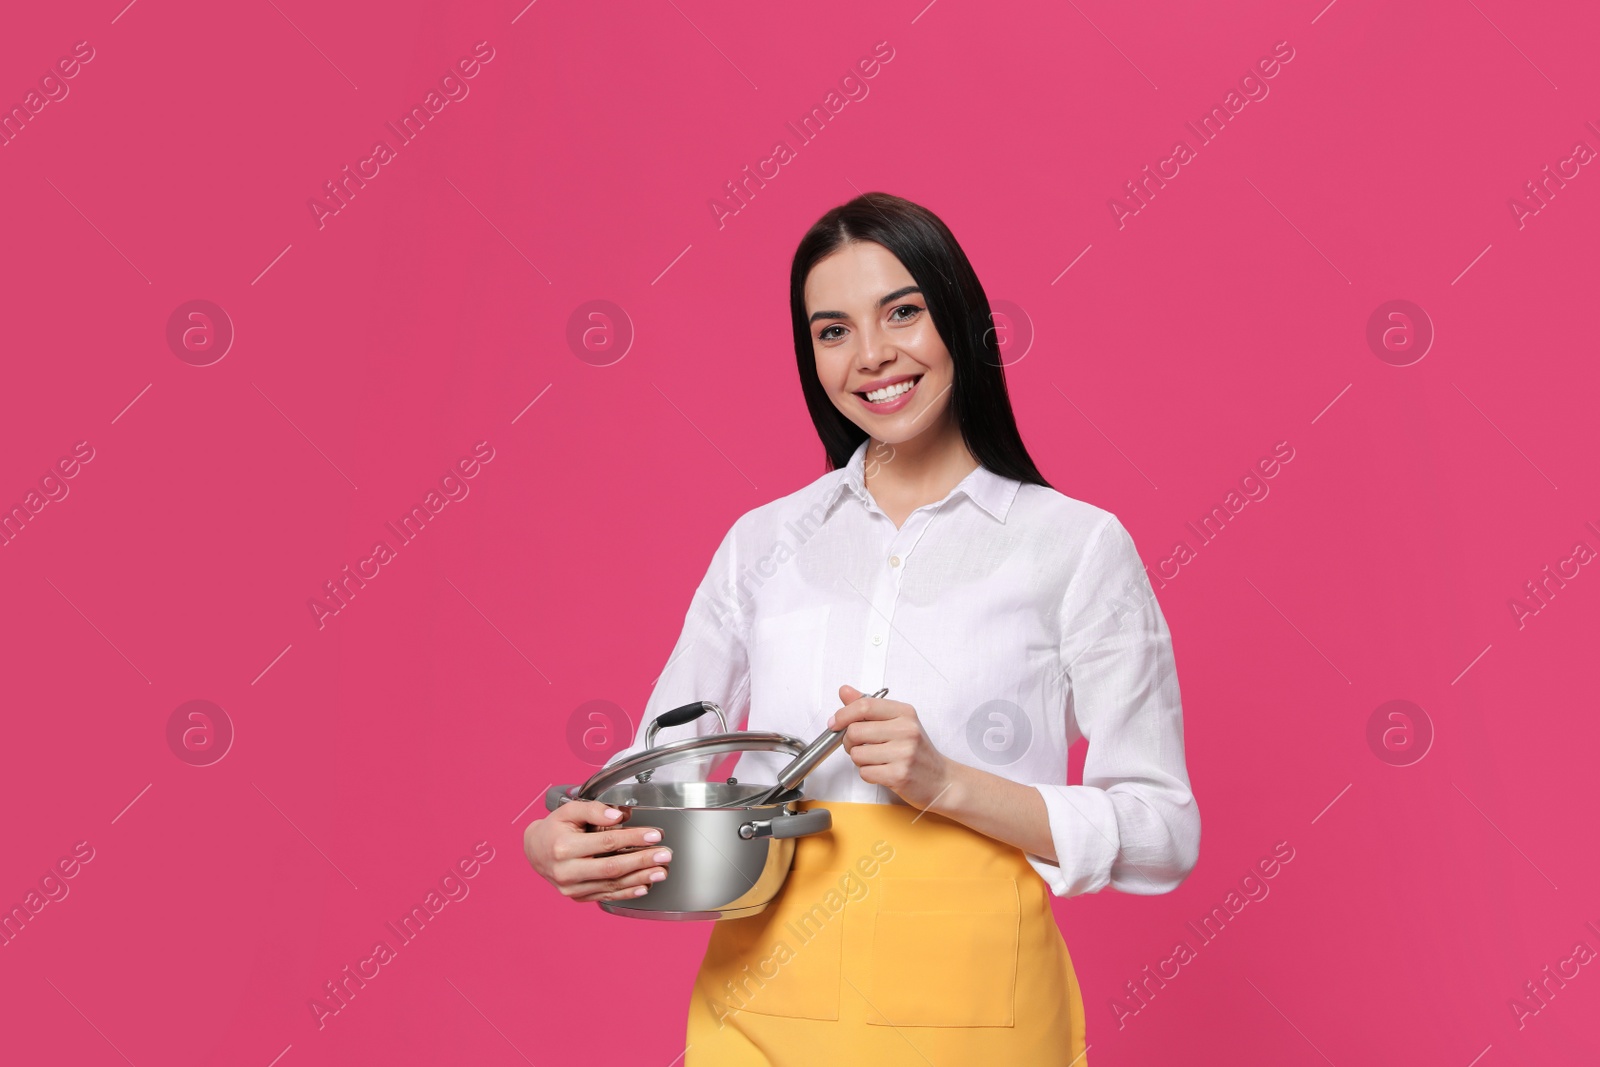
{"left": 638, "top": 701, "right": 728, "bottom": 782}
{"left": 653, "top": 700, "right": 721, "bottom": 732}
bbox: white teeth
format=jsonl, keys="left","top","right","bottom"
{"left": 864, "top": 378, "right": 916, "bottom": 402}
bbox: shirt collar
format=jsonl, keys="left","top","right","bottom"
{"left": 823, "top": 439, "right": 1022, "bottom": 523}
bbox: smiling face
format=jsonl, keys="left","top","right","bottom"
{"left": 805, "top": 240, "right": 956, "bottom": 447}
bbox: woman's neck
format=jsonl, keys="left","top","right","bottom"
{"left": 861, "top": 418, "right": 979, "bottom": 529}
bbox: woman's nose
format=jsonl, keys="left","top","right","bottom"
{"left": 857, "top": 332, "right": 895, "bottom": 372}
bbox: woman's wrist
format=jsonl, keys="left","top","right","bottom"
{"left": 920, "top": 758, "right": 1058, "bottom": 864}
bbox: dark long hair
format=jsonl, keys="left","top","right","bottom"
{"left": 788, "top": 192, "right": 1051, "bottom": 489}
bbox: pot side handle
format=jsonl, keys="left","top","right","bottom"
{"left": 738, "top": 807, "right": 832, "bottom": 841}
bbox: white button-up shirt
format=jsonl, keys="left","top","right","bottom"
{"left": 602, "top": 440, "right": 1200, "bottom": 898}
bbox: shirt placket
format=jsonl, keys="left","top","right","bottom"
{"left": 850, "top": 499, "right": 947, "bottom": 801}
{"left": 855, "top": 502, "right": 946, "bottom": 686}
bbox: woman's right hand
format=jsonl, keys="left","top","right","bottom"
{"left": 523, "top": 801, "right": 672, "bottom": 903}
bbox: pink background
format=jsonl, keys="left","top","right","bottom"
{"left": 2, "top": 0, "right": 1598, "bottom": 1063}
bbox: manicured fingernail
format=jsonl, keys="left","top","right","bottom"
{"left": 649, "top": 870, "right": 667, "bottom": 882}
{"left": 642, "top": 830, "right": 662, "bottom": 842}
{"left": 634, "top": 886, "right": 648, "bottom": 896}
{"left": 826, "top": 715, "right": 836, "bottom": 729}
{"left": 604, "top": 808, "right": 622, "bottom": 819}
{"left": 653, "top": 850, "right": 671, "bottom": 863}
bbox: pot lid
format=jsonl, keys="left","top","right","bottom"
{"left": 568, "top": 701, "right": 809, "bottom": 802}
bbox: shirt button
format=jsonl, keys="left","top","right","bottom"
{"left": 871, "top": 634, "right": 883, "bottom": 646}
{"left": 889, "top": 555, "right": 901, "bottom": 568}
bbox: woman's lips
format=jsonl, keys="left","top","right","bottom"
{"left": 856, "top": 375, "right": 921, "bottom": 415}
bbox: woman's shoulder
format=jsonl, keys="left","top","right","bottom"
{"left": 719, "top": 464, "right": 850, "bottom": 547}
{"left": 1009, "top": 487, "right": 1151, "bottom": 617}
{"left": 1011, "top": 481, "right": 1122, "bottom": 542}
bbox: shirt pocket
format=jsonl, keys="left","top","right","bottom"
{"left": 749, "top": 604, "right": 832, "bottom": 727}
{"left": 866, "top": 876, "right": 1020, "bottom": 1027}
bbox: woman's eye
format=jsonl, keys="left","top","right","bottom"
{"left": 818, "top": 325, "right": 844, "bottom": 341}
{"left": 890, "top": 305, "right": 922, "bottom": 322}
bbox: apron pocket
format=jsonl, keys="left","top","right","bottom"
{"left": 695, "top": 873, "right": 847, "bottom": 1022}
{"left": 866, "top": 876, "right": 1020, "bottom": 1028}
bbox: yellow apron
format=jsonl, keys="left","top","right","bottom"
{"left": 686, "top": 799, "right": 1088, "bottom": 1065}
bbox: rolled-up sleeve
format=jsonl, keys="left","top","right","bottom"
{"left": 595, "top": 520, "right": 753, "bottom": 784}
{"left": 1026, "top": 515, "right": 1201, "bottom": 897}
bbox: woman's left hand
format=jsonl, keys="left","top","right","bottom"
{"left": 828, "top": 684, "right": 953, "bottom": 811}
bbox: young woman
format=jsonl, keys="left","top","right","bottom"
{"left": 525, "top": 192, "right": 1200, "bottom": 1063}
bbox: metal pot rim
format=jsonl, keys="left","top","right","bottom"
{"left": 571, "top": 729, "right": 811, "bottom": 801}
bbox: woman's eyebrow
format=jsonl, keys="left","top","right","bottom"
{"left": 808, "top": 285, "right": 923, "bottom": 324}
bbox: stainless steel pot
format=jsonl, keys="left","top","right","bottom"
{"left": 544, "top": 700, "right": 839, "bottom": 921}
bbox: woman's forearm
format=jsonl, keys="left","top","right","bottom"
{"left": 931, "top": 758, "right": 1058, "bottom": 865}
